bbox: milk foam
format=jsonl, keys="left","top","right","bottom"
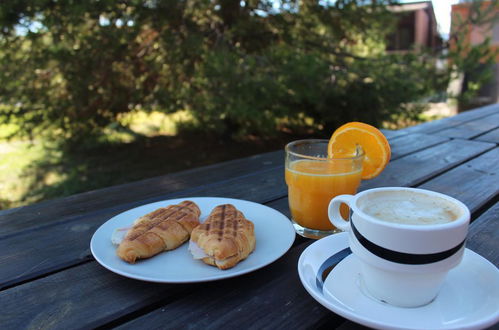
{"left": 361, "top": 191, "right": 459, "bottom": 225}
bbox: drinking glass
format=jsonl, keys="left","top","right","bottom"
{"left": 285, "top": 139, "right": 364, "bottom": 239}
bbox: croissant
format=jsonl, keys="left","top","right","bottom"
{"left": 190, "top": 204, "right": 256, "bottom": 270}
{"left": 117, "top": 200, "right": 201, "bottom": 263}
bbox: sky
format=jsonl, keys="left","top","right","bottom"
{"left": 17, "top": 0, "right": 461, "bottom": 39}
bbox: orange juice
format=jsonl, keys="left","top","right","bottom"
{"left": 285, "top": 159, "right": 362, "bottom": 231}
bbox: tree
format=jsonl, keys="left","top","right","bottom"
{"left": 447, "top": 0, "right": 499, "bottom": 110}
{"left": 0, "top": 0, "right": 495, "bottom": 144}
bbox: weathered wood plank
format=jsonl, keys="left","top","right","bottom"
{"left": 7, "top": 194, "right": 494, "bottom": 329}
{"left": 380, "top": 129, "right": 409, "bottom": 139}
{"left": 0, "top": 150, "right": 285, "bottom": 237}
{"left": 264, "top": 197, "right": 309, "bottom": 249}
{"left": 0, "top": 126, "right": 456, "bottom": 237}
{"left": 113, "top": 241, "right": 343, "bottom": 330}
{"left": 362, "top": 140, "right": 495, "bottom": 190}
{"left": 0, "top": 261, "right": 200, "bottom": 329}
{"left": 419, "top": 147, "right": 499, "bottom": 213}
{"left": 115, "top": 206, "right": 499, "bottom": 330}
{"left": 337, "top": 321, "right": 372, "bottom": 330}
{"left": 466, "top": 202, "right": 499, "bottom": 267}
{"left": 0, "top": 240, "right": 319, "bottom": 330}
{"left": 0, "top": 131, "right": 451, "bottom": 286}
{"left": 397, "top": 103, "right": 499, "bottom": 135}
{"left": 2, "top": 105, "right": 498, "bottom": 330}
{"left": 433, "top": 113, "right": 499, "bottom": 139}
{"left": 0, "top": 127, "right": 414, "bottom": 236}
{"left": 0, "top": 166, "right": 288, "bottom": 288}
{"left": 389, "top": 133, "right": 449, "bottom": 160}
{"left": 3, "top": 140, "right": 495, "bottom": 288}
{"left": 0, "top": 129, "right": 455, "bottom": 238}
{"left": 473, "top": 127, "right": 499, "bottom": 144}
{"left": 265, "top": 197, "right": 290, "bottom": 218}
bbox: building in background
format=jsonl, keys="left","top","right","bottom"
{"left": 386, "top": 1, "right": 450, "bottom": 113}
{"left": 450, "top": 0, "right": 499, "bottom": 109}
{"left": 387, "top": 1, "right": 443, "bottom": 52}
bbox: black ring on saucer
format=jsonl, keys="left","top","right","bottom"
{"left": 351, "top": 220, "right": 465, "bottom": 265}
{"left": 316, "top": 247, "right": 352, "bottom": 292}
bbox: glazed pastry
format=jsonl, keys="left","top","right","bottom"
{"left": 117, "top": 200, "right": 201, "bottom": 263}
{"left": 189, "top": 204, "right": 256, "bottom": 270}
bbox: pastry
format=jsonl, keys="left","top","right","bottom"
{"left": 189, "top": 204, "right": 256, "bottom": 270}
{"left": 117, "top": 200, "right": 201, "bottom": 263}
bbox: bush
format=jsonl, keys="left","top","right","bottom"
{"left": 0, "top": 0, "right": 495, "bottom": 143}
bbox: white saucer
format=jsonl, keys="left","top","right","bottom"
{"left": 298, "top": 233, "right": 499, "bottom": 330}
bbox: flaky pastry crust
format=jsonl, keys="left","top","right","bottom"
{"left": 117, "top": 200, "right": 200, "bottom": 263}
{"left": 190, "top": 204, "right": 256, "bottom": 270}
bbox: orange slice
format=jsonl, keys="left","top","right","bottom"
{"left": 328, "top": 122, "right": 391, "bottom": 179}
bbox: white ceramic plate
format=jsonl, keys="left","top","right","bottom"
{"left": 298, "top": 233, "right": 499, "bottom": 330}
{"left": 91, "top": 197, "right": 295, "bottom": 283}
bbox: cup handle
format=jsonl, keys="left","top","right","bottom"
{"left": 328, "top": 195, "right": 354, "bottom": 232}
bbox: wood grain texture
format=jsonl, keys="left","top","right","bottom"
{"left": 362, "top": 139, "right": 494, "bottom": 190}
{"left": 115, "top": 205, "right": 499, "bottom": 330}
{"left": 433, "top": 113, "right": 499, "bottom": 139}
{"left": 0, "top": 166, "right": 288, "bottom": 288}
{"left": 5, "top": 135, "right": 475, "bottom": 288}
{"left": 389, "top": 133, "right": 449, "bottom": 160}
{"left": 2, "top": 105, "right": 499, "bottom": 330}
{"left": 0, "top": 261, "right": 199, "bottom": 329}
{"left": 114, "top": 241, "right": 345, "bottom": 330}
{"left": 397, "top": 103, "right": 499, "bottom": 135}
{"left": 380, "top": 129, "right": 409, "bottom": 139}
{"left": 7, "top": 139, "right": 492, "bottom": 289}
{"left": 0, "top": 241, "right": 316, "bottom": 330}
{"left": 265, "top": 197, "right": 290, "bottom": 219}
{"left": 419, "top": 147, "right": 499, "bottom": 213}
{"left": 0, "top": 151, "right": 286, "bottom": 237}
{"left": 0, "top": 150, "right": 284, "bottom": 237}
{"left": 337, "top": 321, "right": 372, "bottom": 330}
{"left": 474, "top": 127, "right": 499, "bottom": 144}
{"left": 466, "top": 203, "right": 499, "bottom": 267}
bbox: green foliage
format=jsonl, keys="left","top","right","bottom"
{"left": 447, "top": 0, "right": 499, "bottom": 110}
{"left": 0, "top": 0, "right": 495, "bottom": 143}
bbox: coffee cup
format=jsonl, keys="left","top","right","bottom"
{"left": 328, "top": 187, "right": 470, "bottom": 307}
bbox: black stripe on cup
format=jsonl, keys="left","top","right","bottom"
{"left": 351, "top": 220, "right": 465, "bottom": 265}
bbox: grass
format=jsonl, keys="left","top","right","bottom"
{"left": 0, "top": 106, "right": 453, "bottom": 210}
{"left": 0, "top": 140, "right": 48, "bottom": 209}
{"left": 0, "top": 111, "right": 299, "bottom": 210}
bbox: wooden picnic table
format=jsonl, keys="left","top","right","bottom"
{"left": 1, "top": 103, "right": 498, "bottom": 329}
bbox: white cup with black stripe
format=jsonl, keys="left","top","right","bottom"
{"left": 328, "top": 187, "right": 470, "bottom": 308}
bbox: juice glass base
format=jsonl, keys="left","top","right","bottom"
{"left": 291, "top": 219, "right": 342, "bottom": 239}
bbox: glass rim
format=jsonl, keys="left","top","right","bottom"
{"left": 285, "top": 139, "right": 365, "bottom": 161}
